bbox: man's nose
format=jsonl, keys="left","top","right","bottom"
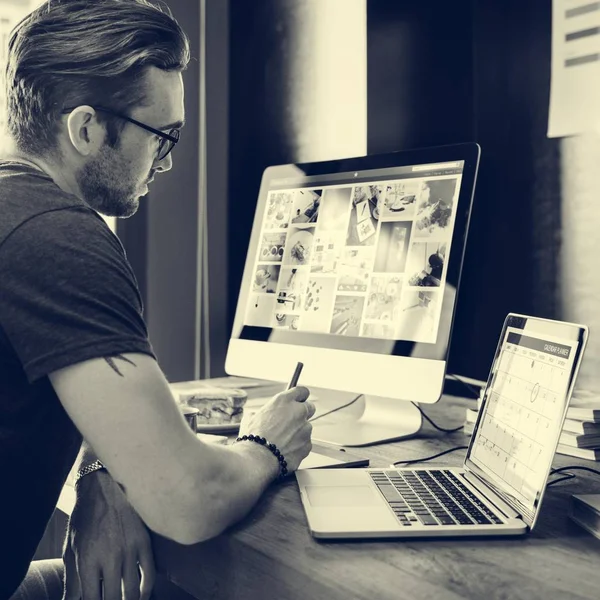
{"left": 154, "top": 151, "right": 173, "bottom": 173}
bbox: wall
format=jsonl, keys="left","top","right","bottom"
{"left": 366, "top": 1, "right": 474, "bottom": 153}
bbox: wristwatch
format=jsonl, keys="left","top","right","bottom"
{"left": 75, "top": 459, "right": 106, "bottom": 484}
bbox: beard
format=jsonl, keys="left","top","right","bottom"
{"left": 75, "top": 144, "right": 144, "bottom": 218}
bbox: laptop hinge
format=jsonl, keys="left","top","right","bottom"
{"left": 462, "top": 470, "right": 522, "bottom": 520}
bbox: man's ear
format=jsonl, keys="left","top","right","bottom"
{"left": 65, "top": 106, "right": 106, "bottom": 157}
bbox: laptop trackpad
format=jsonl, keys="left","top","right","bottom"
{"left": 306, "top": 485, "right": 381, "bottom": 507}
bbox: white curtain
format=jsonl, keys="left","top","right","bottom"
{"left": 195, "top": 0, "right": 209, "bottom": 379}
{"left": 287, "top": 0, "right": 367, "bottom": 162}
{"left": 561, "top": 133, "right": 600, "bottom": 392}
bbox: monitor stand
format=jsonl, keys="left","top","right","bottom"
{"left": 311, "top": 395, "right": 423, "bottom": 447}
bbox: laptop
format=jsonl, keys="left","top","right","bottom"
{"left": 296, "top": 313, "right": 588, "bottom": 539}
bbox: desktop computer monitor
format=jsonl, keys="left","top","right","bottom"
{"left": 226, "top": 143, "right": 481, "bottom": 446}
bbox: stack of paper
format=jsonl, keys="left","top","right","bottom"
{"left": 463, "top": 389, "right": 600, "bottom": 461}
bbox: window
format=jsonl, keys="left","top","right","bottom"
{"left": 0, "top": 1, "right": 116, "bottom": 233}
{"left": 0, "top": 1, "right": 45, "bottom": 135}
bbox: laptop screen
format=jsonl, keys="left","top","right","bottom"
{"left": 466, "top": 315, "right": 585, "bottom": 523}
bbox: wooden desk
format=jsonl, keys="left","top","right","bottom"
{"left": 151, "top": 390, "right": 600, "bottom": 600}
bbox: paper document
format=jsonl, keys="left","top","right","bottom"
{"left": 548, "top": 0, "right": 600, "bottom": 137}
{"left": 196, "top": 433, "right": 228, "bottom": 444}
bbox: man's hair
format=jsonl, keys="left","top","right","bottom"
{"left": 4, "top": 0, "right": 190, "bottom": 157}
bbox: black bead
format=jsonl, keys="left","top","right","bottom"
{"left": 268, "top": 443, "right": 275, "bottom": 451}
{"left": 248, "top": 434, "right": 254, "bottom": 441}
{"left": 258, "top": 437, "right": 266, "bottom": 445}
{"left": 274, "top": 449, "right": 281, "bottom": 457}
{"left": 281, "top": 460, "right": 287, "bottom": 468}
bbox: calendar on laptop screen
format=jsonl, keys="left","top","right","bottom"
{"left": 469, "top": 327, "right": 579, "bottom": 511}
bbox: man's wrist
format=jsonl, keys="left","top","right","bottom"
{"left": 231, "top": 439, "right": 280, "bottom": 483}
{"left": 77, "top": 439, "right": 99, "bottom": 467}
{"left": 75, "top": 440, "right": 107, "bottom": 485}
{"left": 235, "top": 435, "right": 288, "bottom": 480}
{"left": 75, "top": 459, "right": 107, "bottom": 485}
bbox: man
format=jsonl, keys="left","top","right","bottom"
{"left": 0, "top": 1, "right": 315, "bottom": 598}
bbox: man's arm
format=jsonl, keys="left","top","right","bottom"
{"left": 49, "top": 353, "right": 283, "bottom": 545}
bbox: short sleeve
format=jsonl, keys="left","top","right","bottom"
{"left": 0, "top": 207, "right": 156, "bottom": 383}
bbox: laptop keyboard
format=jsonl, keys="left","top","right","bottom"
{"left": 369, "top": 470, "right": 504, "bottom": 527}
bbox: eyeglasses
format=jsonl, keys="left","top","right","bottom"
{"left": 61, "top": 105, "right": 180, "bottom": 161}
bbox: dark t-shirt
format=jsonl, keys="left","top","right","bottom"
{"left": 0, "top": 161, "right": 156, "bottom": 597}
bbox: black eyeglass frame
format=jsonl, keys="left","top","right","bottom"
{"left": 61, "top": 105, "right": 180, "bottom": 160}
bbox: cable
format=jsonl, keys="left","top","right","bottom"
{"left": 391, "top": 445, "right": 469, "bottom": 467}
{"left": 549, "top": 465, "right": 600, "bottom": 479}
{"left": 411, "top": 402, "right": 464, "bottom": 433}
{"left": 550, "top": 465, "right": 600, "bottom": 477}
{"left": 547, "top": 474, "right": 577, "bottom": 487}
{"left": 447, "top": 373, "right": 482, "bottom": 399}
{"left": 542, "top": 466, "right": 600, "bottom": 487}
{"left": 307, "top": 394, "right": 464, "bottom": 432}
{"left": 308, "top": 394, "right": 363, "bottom": 423}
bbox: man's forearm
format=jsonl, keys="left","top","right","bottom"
{"left": 75, "top": 437, "right": 279, "bottom": 545}
{"left": 76, "top": 439, "right": 102, "bottom": 470}
{"left": 173, "top": 440, "right": 279, "bottom": 544}
{"left": 218, "top": 441, "right": 280, "bottom": 529}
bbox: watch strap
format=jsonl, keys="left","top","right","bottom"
{"left": 75, "top": 459, "right": 106, "bottom": 484}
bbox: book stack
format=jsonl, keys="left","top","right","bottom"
{"left": 569, "top": 494, "right": 600, "bottom": 540}
{"left": 463, "top": 389, "right": 600, "bottom": 461}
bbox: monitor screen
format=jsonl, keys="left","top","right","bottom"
{"left": 227, "top": 144, "right": 480, "bottom": 407}
{"left": 244, "top": 161, "right": 464, "bottom": 343}
{"left": 244, "top": 163, "right": 463, "bottom": 345}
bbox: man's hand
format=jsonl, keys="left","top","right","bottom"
{"left": 238, "top": 386, "right": 315, "bottom": 473}
{"left": 62, "top": 470, "right": 155, "bottom": 600}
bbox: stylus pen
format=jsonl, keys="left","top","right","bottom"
{"left": 287, "top": 361, "right": 304, "bottom": 390}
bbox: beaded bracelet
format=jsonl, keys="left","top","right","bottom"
{"left": 235, "top": 434, "right": 288, "bottom": 480}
